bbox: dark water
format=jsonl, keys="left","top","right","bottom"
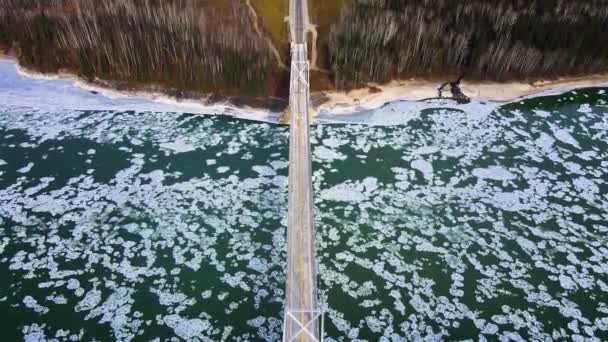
{"left": 1, "top": 88, "right": 608, "bottom": 341}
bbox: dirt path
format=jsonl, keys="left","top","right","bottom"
{"left": 245, "top": 0, "right": 287, "bottom": 70}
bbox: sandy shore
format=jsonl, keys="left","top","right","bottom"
{"left": 315, "top": 75, "right": 608, "bottom": 114}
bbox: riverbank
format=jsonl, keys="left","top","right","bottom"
{"left": 0, "top": 58, "right": 281, "bottom": 123}
{"left": 314, "top": 75, "right": 608, "bottom": 114}
{"left": 0, "top": 50, "right": 288, "bottom": 112}
{"left": 4, "top": 55, "right": 608, "bottom": 120}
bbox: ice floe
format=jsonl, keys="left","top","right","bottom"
{"left": 472, "top": 166, "right": 516, "bottom": 181}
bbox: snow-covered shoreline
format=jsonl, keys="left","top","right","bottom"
{"left": 3, "top": 57, "right": 608, "bottom": 126}
{"left": 0, "top": 58, "right": 280, "bottom": 123}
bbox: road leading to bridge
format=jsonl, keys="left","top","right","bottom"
{"left": 289, "top": 0, "right": 310, "bottom": 44}
{"left": 283, "top": 0, "right": 322, "bottom": 341}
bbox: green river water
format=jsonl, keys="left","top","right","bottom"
{"left": 1, "top": 75, "right": 608, "bottom": 340}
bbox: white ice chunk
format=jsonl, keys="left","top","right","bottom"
{"left": 411, "top": 159, "right": 433, "bottom": 181}
{"left": 160, "top": 139, "right": 196, "bottom": 153}
{"left": 252, "top": 165, "right": 276, "bottom": 177}
{"left": 320, "top": 182, "right": 365, "bottom": 203}
{"left": 559, "top": 274, "right": 577, "bottom": 290}
{"left": 314, "top": 146, "right": 347, "bottom": 162}
{"left": 75, "top": 290, "right": 102, "bottom": 312}
{"left": 552, "top": 128, "right": 580, "bottom": 149}
{"left": 18, "top": 162, "right": 34, "bottom": 173}
{"left": 164, "top": 314, "right": 210, "bottom": 340}
{"left": 577, "top": 104, "right": 592, "bottom": 113}
{"left": 413, "top": 146, "right": 439, "bottom": 155}
{"left": 472, "top": 166, "right": 516, "bottom": 181}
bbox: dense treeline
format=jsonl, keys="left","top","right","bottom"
{"left": 0, "top": 0, "right": 279, "bottom": 97}
{"left": 2, "top": 0, "right": 608, "bottom": 98}
{"left": 328, "top": 0, "right": 608, "bottom": 88}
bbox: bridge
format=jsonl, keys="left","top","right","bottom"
{"left": 282, "top": 0, "right": 323, "bottom": 341}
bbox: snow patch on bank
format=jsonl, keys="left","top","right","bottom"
{"left": 1, "top": 59, "right": 279, "bottom": 123}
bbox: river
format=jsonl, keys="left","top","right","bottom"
{"left": 1, "top": 61, "right": 608, "bottom": 340}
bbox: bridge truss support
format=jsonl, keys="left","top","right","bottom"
{"left": 283, "top": 43, "right": 324, "bottom": 342}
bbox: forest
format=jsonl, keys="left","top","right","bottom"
{"left": 1, "top": 0, "right": 608, "bottom": 101}
{"left": 327, "top": 0, "right": 608, "bottom": 88}
{"left": 0, "top": 0, "right": 284, "bottom": 100}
